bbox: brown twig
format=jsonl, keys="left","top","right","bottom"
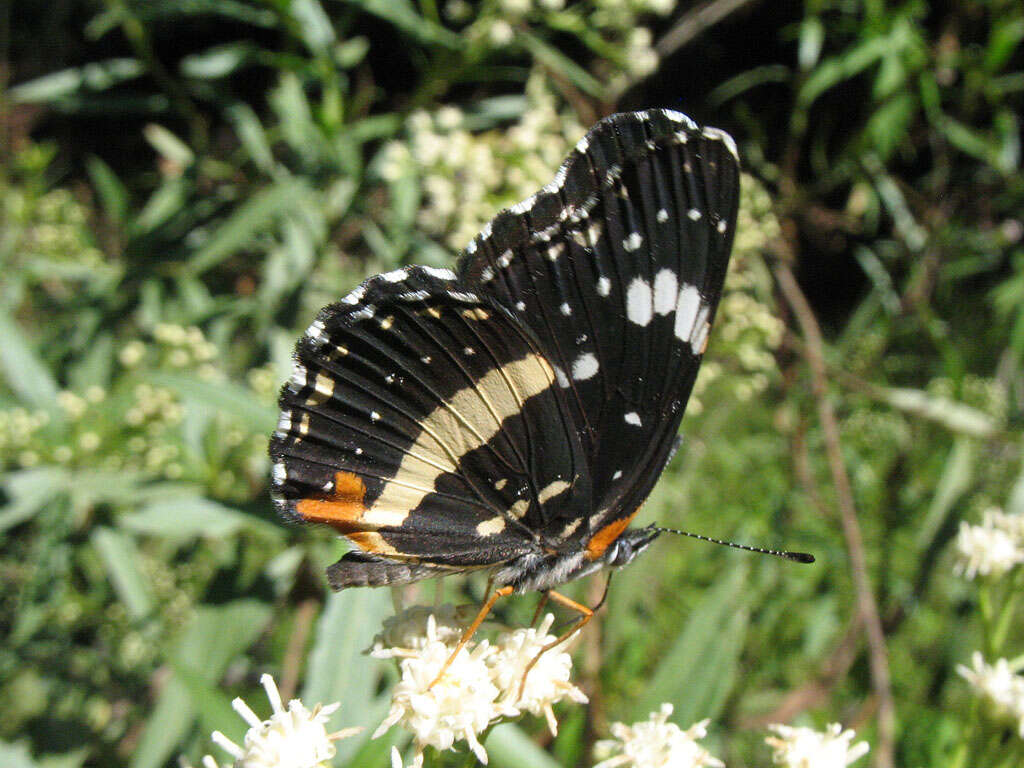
{"left": 655, "top": 0, "right": 762, "bottom": 58}
{"left": 774, "top": 258, "right": 896, "bottom": 768}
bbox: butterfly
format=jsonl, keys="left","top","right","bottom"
{"left": 269, "top": 109, "right": 745, "bottom": 644}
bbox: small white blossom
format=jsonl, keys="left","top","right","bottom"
{"left": 489, "top": 20, "right": 515, "bottom": 46}
{"left": 208, "top": 673, "right": 360, "bottom": 768}
{"left": 490, "top": 614, "right": 588, "bottom": 735}
{"left": 765, "top": 722, "right": 870, "bottom": 768}
{"left": 593, "top": 704, "right": 723, "bottom": 768}
{"left": 954, "top": 508, "right": 1024, "bottom": 579}
{"left": 957, "top": 651, "right": 1024, "bottom": 737}
{"left": 374, "top": 615, "right": 514, "bottom": 767}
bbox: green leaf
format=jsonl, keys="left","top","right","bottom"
{"left": 0, "top": 310, "right": 59, "bottom": 411}
{"left": 91, "top": 527, "right": 154, "bottom": 620}
{"left": 143, "top": 124, "right": 195, "bottom": 169}
{"left": 120, "top": 496, "right": 277, "bottom": 540}
{"left": 343, "top": 0, "right": 463, "bottom": 48}
{"left": 916, "top": 438, "right": 975, "bottom": 553}
{"left": 290, "top": 0, "right": 336, "bottom": 54}
{"left": 85, "top": 155, "right": 129, "bottom": 224}
{"left": 128, "top": 676, "right": 193, "bottom": 768}
{"left": 148, "top": 371, "right": 276, "bottom": 432}
{"left": 180, "top": 42, "right": 256, "bottom": 79}
{"left": 226, "top": 103, "right": 276, "bottom": 173}
{"left": 9, "top": 59, "right": 144, "bottom": 102}
{"left": 188, "top": 178, "right": 311, "bottom": 273}
{"left": 0, "top": 741, "right": 40, "bottom": 768}
{"left": 302, "top": 589, "right": 394, "bottom": 761}
{"left": 0, "top": 468, "right": 67, "bottom": 534}
{"left": 633, "top": 563, "right": 750, "bottom": 723}
{"left": 489, "top": 723, "right": 561, "bottom": 768}
{"left": 519, "top": 32, "right": 606, "bottom": 98}
{"left": 174, "top": 601, "right": 272, "bottom": 682}
{"left": 872, "top": 386, "right": 999, "bottom": 438}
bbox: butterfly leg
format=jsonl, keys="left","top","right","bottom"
{"left": 530, "top": 591, "right": 550, "bottom": 627}
{"left": 428, "top": 585, "right": 513, "bottom": 690}
{"left": 517, "top": 590, "right": 593, "bottom": 700}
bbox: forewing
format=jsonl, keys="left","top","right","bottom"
{"left": 269, "top": 266, "right": 591, "bottom": 570}
{"left": 459, "top": 110, "right": 740, "bottom": 534}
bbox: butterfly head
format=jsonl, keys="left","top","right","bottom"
{"left": 604, "top": 524, "right": 662, "bottom": 569}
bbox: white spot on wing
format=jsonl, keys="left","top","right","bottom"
{"left": 276, "top": 410, "right": 292, "bottom": 435}
{"left": 342, "top": 285, "right": 366, "bottom": 305}
{"left": 554, "top": 366, "right": 570, "bottom": 389}
{"left": 306, "top": 319, "right": 324, "bottom": 339}
{"left": 690, "top": 304, "right": 712, "bottom": 353}
{"left": 272, "top": 462, "right": 287, "bottom": 483}
{"left": 515, "top": 301, "right": 526, "bottom": 312}
{"left": 623, "top": 232, "right": 643, "bottom": 252}
{"left": 370, "top": 411, "right": 381, "bottom": 421}
{"left": 560, "top": 302, "right": 572, "bottom": 316}
{"left": 547, "top": 242, "right": 565, "bottom": 261}
{"left": 657, "top": 208, "right": 669, "bottom": 223}
{"left": 702, "top": 125, "right": 740, "bottom": 161}
{"left": 674, "top": 284, "right": 702, "bottom": 342}
{"left": 626, "top": 278, "right": 653, "bottom": 326}
{"left": 597, "top": 276, "right": 611, "bottom": 296}
{"left": 572, "top": 352, "right": 599, "bottom": 381}
{"left": 289, "top": 363, "right": 308, "bottom": 390}
{"left": 717, "top": 219, "right": 728, "bottom": 234}
{"left": 653, "top": 269, "right": 678, "bottom": 315}
{"left": 688, "top": 208, "right": 702, "bottom": 221}
{"left": 421, "top": 266, "right": 456, "bottom": 280}
{"left": 381, "top": 269, "right": 407, "bottom": 282}
{"left": 624, "top": 412, "right": 642, "bottom": 426}
{"left": 612, "top": 470, "right": 623, "bottom": 480}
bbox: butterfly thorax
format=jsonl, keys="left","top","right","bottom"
{"left": 496, "top": 525, "right": 662, "bottom": 593}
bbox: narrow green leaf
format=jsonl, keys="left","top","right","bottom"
{"left": 916, "top": 438, "right": 975, "bottom": 552}
{"left": 303, "top": 589, "right": 394, "bottom": 761}
{"left": 121, "top": 496, "right": 275, "bottom": 540}
{"left": 226, "top": 103, "right": 275, "bottom": 173}
{"left": 128, "top": 676, "right": 194, "bottom": 768}
{"left": 0, "top": 311, "right": 59, "bottom": 411}
{"left": 149, "top": 371, "right": 277, "bottom": 432}
{"left": 0, "top": 468, "right": 67, "bottom": 534}
{"left": 488, "top": 723, "right": 561, "bottom": 768}
{"left": 10, "top": 59, "right": 144, "bottom": 102}
{"left": 290, "top": 0, "right": 336, "bottom": 54}
{"left": 188, "top": 178, "right": 310, "bottom": 273}
{"left": 344, "top": 0, "right": 463, "bottom": 48}
{"left": 180, "top": 42, "right": 255, "bottom": 79}
{"left": 91, "top": 527, "right": 154, "bottom": 620}
{"left": 174, "top": 601, "right": 272, "bottom": 682}
{"left": 873, "top": 386, "right": 998, "bottom": 438}
{"left": 85, "top": 156, "right": 129, "bottom": 224}
{"left": 519, "top": 32, "right": 606, "bottom": 98}
{"left": 633, "top": 563, "right": 749, "bottom": 720}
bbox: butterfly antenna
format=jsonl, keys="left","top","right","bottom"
{"left": 653, "top": 526, "right": 815, "bottom": 563}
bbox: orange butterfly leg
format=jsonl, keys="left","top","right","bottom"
{"left": 428, "top": 585, "right": 514, "bottom": 690}
{"left": 517, "top": 589, "right": 593, "bottom": 700}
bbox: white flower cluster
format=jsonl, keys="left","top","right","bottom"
{"left": 954, "top": 507, "right": 1024, "bottom": 580}
{"left": 593, "top": 704, "right": 723, "bottom": 768}
{"left": 384, "top": 80, "right": 585, "bottom": 251}
{"left": 205, "top": 673, "right": 361, "bottom": 768}
{"left": 374, "top": 606, "right": 587, "bottom": 768}
{"left": 765, "top": 722, "right": 870, "bottom": 768}
{"left": 957, "top": 651, "right": 1024, "bottom": 737}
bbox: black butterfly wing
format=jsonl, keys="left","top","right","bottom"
{"left": 458, "top": 110, "right": 740, "bottom": 544}
{"left": 269, "top": 266, "right": 593, "bottom": 587}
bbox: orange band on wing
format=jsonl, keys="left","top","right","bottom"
{"left": 295, "top": 471, "right": 367, "bottom": 531}
{"left": 585, "top": 511, "right": 638, "bottom": 560}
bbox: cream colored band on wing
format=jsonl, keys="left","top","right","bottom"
{"left": 357, "top": 353, "right": 555, "bottom": 530}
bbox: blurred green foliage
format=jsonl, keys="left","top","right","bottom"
{"left": 1, "top": 0, "right": 1022, "bottom": 766}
